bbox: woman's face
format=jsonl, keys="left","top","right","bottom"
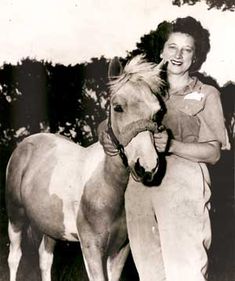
{"left": 161, "top": 32, "right": 195, "bottom": 75}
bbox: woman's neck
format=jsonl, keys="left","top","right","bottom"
{"left": 167, "top": 72, "right": 192, "bottom": 93}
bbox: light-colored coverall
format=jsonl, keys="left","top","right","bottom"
{"left": 125, "top": 78, "right": 230, "bottom": 281}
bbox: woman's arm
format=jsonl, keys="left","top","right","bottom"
{"left": 154, "top": 84, "right": 230, "bottom": 164}
{"left": 154, "top": 131, "right": 221, "bottom": 165}
{"left": 169, "top": 139, "right": 220, "bottom": 164}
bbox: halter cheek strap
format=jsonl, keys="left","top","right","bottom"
{"left": 107, "top": 116, "right": 129, "bottom": 168}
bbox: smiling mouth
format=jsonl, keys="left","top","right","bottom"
{"left": 170, "top": 59, "right": 183, "bottom": 66}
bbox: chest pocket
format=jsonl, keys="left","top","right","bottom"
{"left": 163, "top": 98, "right": 204, "bottom": 143}
{"left": 177, "top": 97, "right": 205, "bottom": 116}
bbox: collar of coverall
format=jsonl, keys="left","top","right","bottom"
{"left": 165, "top": 77, "right": 203, "bottom": 99}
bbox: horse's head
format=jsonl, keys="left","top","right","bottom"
{"left": 108, "top": 55, "right": 166, "bottom": 184}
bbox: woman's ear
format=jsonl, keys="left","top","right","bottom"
{"left": 108, "top": 57, "right": 123, "bottom": 81}
{"left": 160, "top": 53, "right": 163, "bottom": 59}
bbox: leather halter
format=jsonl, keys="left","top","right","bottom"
{"left": 107, "top": 109, "right": 165, "bottom": 168}
{"left": 107, "top": 115, "right": 129, "bottom": 167}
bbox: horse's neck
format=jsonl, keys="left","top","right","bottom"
{"left": 103, "top": 154, "right": 129, "bottom": 193}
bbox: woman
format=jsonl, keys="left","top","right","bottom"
{"left": 100, "top": 17, "right": 230, "bottom": 281}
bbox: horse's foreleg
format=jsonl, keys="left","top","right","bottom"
{"left": 78, "top": 216, "right": 109, "bottom": 281}
{"left": 107, "top": 243, "right": 130, "bottom": 281}
{"left": 80, "top": 237, "right": 108, "bottom": 281}
{"left": 8, "top": 220, "right": 23, "bottom": 281}
{"left": 38, "top": 235, "right": 56, "bottom": 281}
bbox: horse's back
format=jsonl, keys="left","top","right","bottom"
{"left": 6, "top": 133, "right": 81, "bottom": 199}
{"left": 6, "top": 133, "right": 105, "bottom": 240}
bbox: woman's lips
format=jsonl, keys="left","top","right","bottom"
{"left": 170, "top": 59, "right": 183, "bottom": 66}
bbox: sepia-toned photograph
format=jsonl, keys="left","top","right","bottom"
{"left": 0, "top": 1, "right": 234, "bottom": 280}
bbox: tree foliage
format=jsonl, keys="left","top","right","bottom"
{"left": 172, "top": 0, "right": 235, "bottom": 11}
{"left": 0, "top": 57, "right": 110, "bottom": 149}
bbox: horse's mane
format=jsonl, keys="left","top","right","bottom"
{"left": 109, "top": 55, "right": 163, "bottom": 95}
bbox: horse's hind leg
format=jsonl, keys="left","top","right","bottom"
{"left": 8, "top": 214, "right": 24, "bottom": 281}
{"left": 38, "top": 235, "right": 56, "bottom": 281}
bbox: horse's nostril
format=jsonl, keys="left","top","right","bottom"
{"left": 134, "top": 158, "right": 145, "bottom": 178}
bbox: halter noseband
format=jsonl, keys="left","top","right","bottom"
{"left": 107, "top": 108, "right": 165, "bottom": 168}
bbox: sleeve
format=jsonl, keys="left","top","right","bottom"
{"left": 197, "top": 86, "right": 230, "bottom": 150}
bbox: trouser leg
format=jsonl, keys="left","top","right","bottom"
{"left": 151, "top": 157, "right": 211, "bottom": 281}
{"left": 125, "top": 178, "right": 166, "bottom": 281}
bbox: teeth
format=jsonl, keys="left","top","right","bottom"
{"left": 171, "top": 60, "right": 182, "bottom": 65}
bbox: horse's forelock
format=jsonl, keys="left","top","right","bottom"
{"left": 109, "top": 55, "right": 164, "bottom": 96}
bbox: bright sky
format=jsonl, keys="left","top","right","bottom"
{"left": 0, "top": 0, "right": 234, "bottom": 86}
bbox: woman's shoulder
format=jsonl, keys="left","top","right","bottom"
{"left": 195, "top": 78, "right": 220, "bottom": 98}
{"left": 187, "top": 77, "right": 222, "bottom": 113}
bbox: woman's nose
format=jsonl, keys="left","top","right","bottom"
{"left": 175, "top": 49, "right": 183, "bottom": 58}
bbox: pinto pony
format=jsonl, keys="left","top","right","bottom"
{"left": 6, "top": 55, "right": 164, "bottom": 281}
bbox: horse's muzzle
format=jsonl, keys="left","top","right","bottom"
{"left": 132, "top": 158, "right": 159, "bottom": 185}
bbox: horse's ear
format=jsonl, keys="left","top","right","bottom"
{"left": 156, "top": 59, "right": 168, "bottom": 72}
{"left": 108, "top": 57, "right": 123, "bottom": 81}
{"left": 155, "top": 59, "right": 168, "bottom": 83}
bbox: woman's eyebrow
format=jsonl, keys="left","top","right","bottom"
{"left": 185, "top": 45, "right": 194, "bottom": 49}
{"left": 167, "top": 43, "right": 177, "bottom": 47}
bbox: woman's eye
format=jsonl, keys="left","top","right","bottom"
{"left": 114, "top": 105, "right": 124, "bottom": 112}
{"left": 184, "top": 48, "right": 193, "bottom": 53}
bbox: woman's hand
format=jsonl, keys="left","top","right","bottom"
{"left": 154, "top": 130, "right": 169, "bottom": 153}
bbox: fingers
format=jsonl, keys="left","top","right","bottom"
{"left": 154, "top": 131, "right": 168, "bottom": 140}
{"left": 154, "top": 131, "right": 169, "bottom": 153}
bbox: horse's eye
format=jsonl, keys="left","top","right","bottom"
{"left": 114, "top": 105, "right": 124, "bottom": 113}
